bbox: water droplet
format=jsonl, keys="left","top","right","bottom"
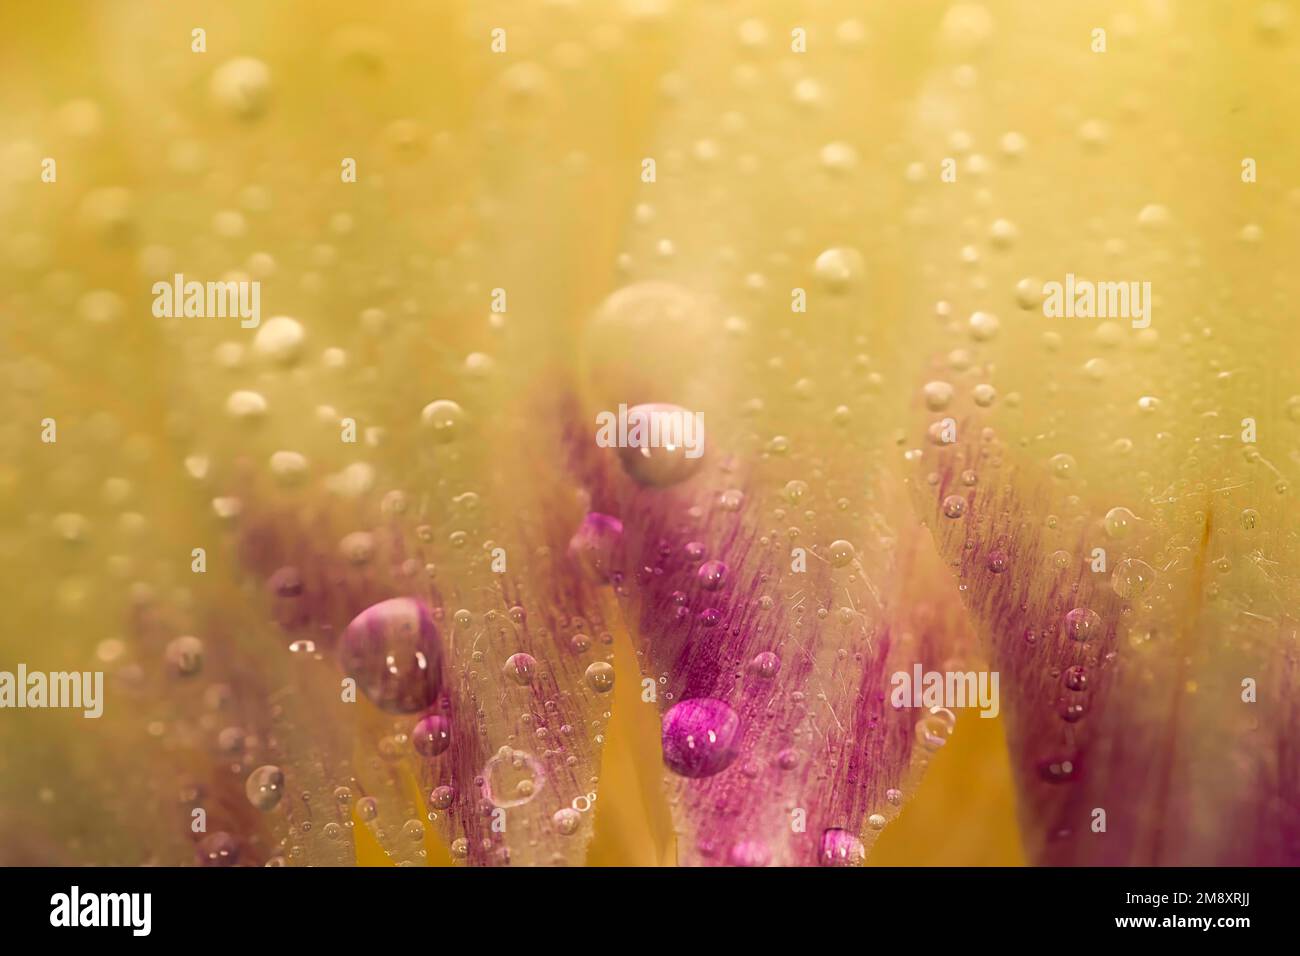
{"left": 1063, "top": 666, "right": 1089, "bottom": 691}
{"left": 1111, "top": 558, "right": 1156, "bottom": 600}
{"left": 402, "top": 819, "right": 425, "bottom": 842}
{"left": 1103, "top": 506, "right": 1136, "bottom": 539}
{"left": 915, "top": 709, "right": 954, "bottom": 749}
{"left": 337, "top": 598, "right": 443, "bottom": 713}
{"left": 269, "top": 450, "right": 309, "bottom": 485}
{"left": 585, "top": 661, "right": 615, "bottom": 693}
{"left": 268, "top": 566, "right": 303, "bottom": 598}
{"left": 819, "top": 141, "right": 859, "bottom": 174}
{"left": 813, "top": 246, "right": 865, "bottom": 293}
{"left": 661, "top": 697, "right": 741, "bottom": 778}
{"left": 419, "top": 399, "right": 465, "bottom": 443}
{"left": 697, "top": 559, "right": 728, "bottom": 591}
{"left": 819, "top": 828, "right": 865, "bottom": 866}
{"left": 197, "top": 832, "right": 240, "bottom": 866}
{"left": 1015, "top": 276, "right": 1044, "bottom": 310}
{"left": 482, "top": 747, "right": 545, "bottom": 808}
{"left": 252, "top": 315, "right": 305, "bottom": 364}
{"left": 245, "top": 765, "right": 285, "bottom": 811}
{"left": 357, "top": 796, "right": 379, "bottom": 822}
{"left": 782, "top": 479, "right": 809, "bottom": 504}
{"left": 1064, "top": 607, "right": 1102, "bottom": 642}
{"left": 1049, "top": 453, "right": 1077, "bottom": 479}
{"left": 165, "top": 635, "right": 204, "bottom": 676}
{"left": 728, "top": 840, "right": 771, "bottom": 867}
{"left": 553, "top": 807, "right": 581, "bottom": 835}
{"left": 969, "top": 310, "right": 1000, "bottom": 341}
{"left": 210, "top": 57, "right": 272, "bottom": 119}
{"left": 748, "top": 651, "right": 780, "bottom": 679}
{"left": 1037, "top": 755, "right": 1079, "bottom": 784}
{"left": 412, "top": 714, "right": 451, "bottom": 757}
{"left": 614, "top": 403, "right": 706, "bottom": 487}
{"left": 1059, "top": 699, "right": 1087, "bottom": 723}
{"left": 503, "top": 652, "right": 537, "bottom": 686}
{"left": 923, "top": 380, "right": 954, "bottom": 411}
{"left": 828, "top": 539, "right": 856, "bottom": 568}
{"left": 225, "top": 389, "right": 267, "bottom": 421}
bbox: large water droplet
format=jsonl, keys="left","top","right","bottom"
{"left": 613, "top": 402, "right": 705, "bottom": 487}
{"left": 661, "top": 697, "right": 741, "bottom": 778}
{"left": 1111, "top": 558, "right": 1156, "bottom": 600}
{"left": 412, "top": 713, "right": 451, "bottom": 756}
{"left": 419, "top": 399, "right": 465, "bottom": 443}
{"left": 1064, "top": 607, "right": 1102, "bottom": 642}
{"left": 210, "top": 57, "right": 272, "bottom": 119}
{"left": 482, "top": 747, "right": 545, "bottom": 808}
{"left": 337, "top": 598, "right": 443, "bottom": 713}
{"left": 585, "top": 661, "right": 615, "bottom": 693}
{"left": 245, "top": 764, "right": 285, "bottom": 811}
{"left": 696, "top": 559, "right": 728, "bottom": 591}
{"left": 819, "top": 827, "right": 866, "bottom": 866}
{"left": 1103, "top": 506, "right": 1136, "bottom": 539}
{"left": 813, "top": 246, "right": 865, "bottom": 292}
{"left": 503, "top": 653, "right": 537, "bottom": 686}
{"left": 252, "top": 316, "right": 305, "bottom": 365}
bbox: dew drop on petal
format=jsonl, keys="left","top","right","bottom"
{"left": 813, "top": 246, "right": 865, "bottom": 293}
{"left": 482, "top": 747, "right": 545, "bottom": 808}
{"left": 923, "top": 380, "right": 954, "bottom": 411}
{"left": 412, "top": 714, "right": 452, "bottom": 757}
{"left": 1103, "top": 506, "right": 1136, "bottom": 539}
{"left": 1049, "top": 453, "right": 1077, "bottom": 479}
{"left": 728, "top": 840, "right": 771, "bottom": 867}
{"left": 615, "top": 402, "right": 706, "bottom": 487}
{"left": 252, "top": 315, "right": 305, "bottom": 364}
{"left": 915, "top": 710, "right": 955, "bottom": 750}
{"left": 819, "top": 828, "right": 866, "bottom": 866}
{"left": 165, "top": 635, "right": 204, "bottom": 676}
{"left": 210, "top": 57, "right": 272, "bottom": 119}
{"left": 1064, "top": 607, "right": 1102, "bottom": 642}
{"left": 1111, "top": 558, "right": 1156, "bottom": 600}
{"left": 584, "top": 661, "right": 615, "bottom": 693}
{"left": 419, "top": 399, "right": 465, "bottom": 443}
{"left": 245, "top": 764, "right": 285, "bottom": 811}
{"left": 1063, "top": 666, "right": 1089, "bottom": 691}
{"left": 503, "top": 652, "right": 537, "bottom": 686}
{"left": 337, "top": 598, "right": 443, "bottom": 713}
{"left": 748, "top": 651, "right": 780, "bottom": 679}
{"left": 697, "top": 559, "right": 728, "bottom": 591}
{"left": 662, "top": 697, "right": 741, "bottom": 778}
{"left": 197, "top": 832, "right": 240, "bottom": 867}
{"left": 968, "top": 310, "right": 1000, "bottom": 341}
{"left": 828, "top": 539, "right": 856, "bottom": 568}
{"left": 553, "top": 807, "right": 581, "bottom": 835}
